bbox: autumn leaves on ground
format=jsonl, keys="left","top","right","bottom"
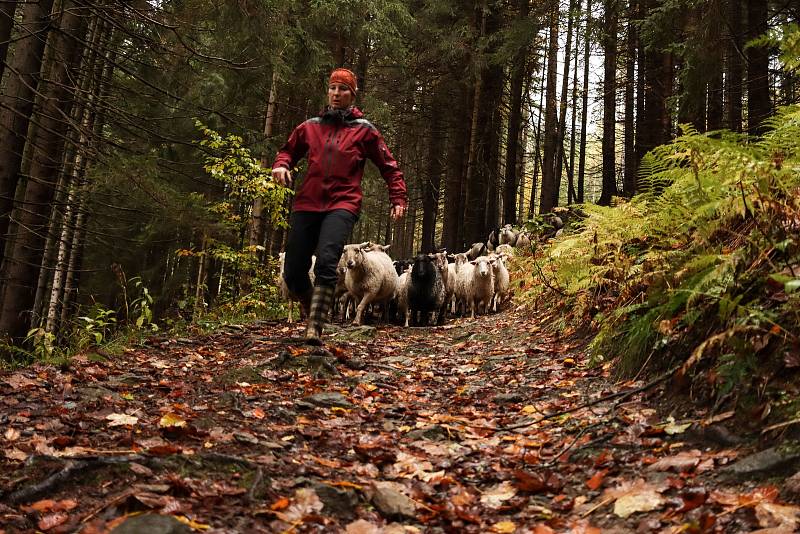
{"left": 1, "top": 310, "right": 799, "bottom": 533}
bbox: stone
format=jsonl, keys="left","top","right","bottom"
{"left": 76, "top": 385, "right": 120, "bottom": 402}
{"left": 312, "top": 482, "right": 359, "bottom": 518}
{"left": 368, "top": 481, "right": 416, "bottom": 519}
{"left": 234, "top": 432, "right": 259, "bottom": 445}
{"left": 110, "top": 514, "right": 192, "bottom": 534}
{"left": 301, "top": 392, "right": 353, "bottom": 409}
{"left": 493, "top": 392, "right": 524, "bottom": 404}
{"left": 722, "top": 447, "right": 800, "bottom": 480}
{"left": 406, "top": 425, "right": 451, "bottom": 441}
{"left": 783, "top": 470, "right": 800, "bottom": 498}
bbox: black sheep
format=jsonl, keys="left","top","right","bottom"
{"left": 408, "top": 254, "right": 446, "bottom": 326}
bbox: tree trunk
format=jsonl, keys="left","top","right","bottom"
{"left": 35, "top": 15, "right": 107, "bottom": 328}
{"left": 251, "top": 69, "right": 279, "bottom": 251}
{"left": 0, "top": 0, "right": 57, "bottom": 266}
{"left": 568, "top": 1, "right": 582, "bottom": 204}
{"left": 502, "top": 0, "right": 531, "bottom": 225}
{"left": 539, "top": 0, "right": 560, "bottom": 213}
{"left": 529, "top": 60, "right": 546, "bottom": 218}
{"left": 443, "top": 79, "right": 469, "bottom": 252}
{"left": 622, "top": 0, "right": 637, "bottom": 197}
{"left": 518, "top": 73, "right": 533, "bottom": 221}
{"left": 58, "top": 24, "right": 118, "bottom": 334}
{"left": 555, "top": 0, "right": 578, "bottom": 206}
{"left": 421, "top": 82, "right": 445, "bottom": 253}
{"left": 599, "top": 0, "right": 618, "bottom": 206}
{"left": 0, "top": 4, "right": 89, "bottom": 341}
{"left": 726, "top": 0, "right": 744, "bottom": 132}
{"left": 479, "top": 64, "right": 504, "bottom": 237}
{"left": 746, "top": 0, "right": 771, "bottom": 136}
{"left": 0, "top": 2, "right": 17, "bottom": 81}
{"left": 577, "top": 0, "right": 592, "bottom": 204}
{"left": 706, "top": 0, "right": 724, "bottom": 131}
{"left": 639, "top": 0, "right": 671, "bottom": 158}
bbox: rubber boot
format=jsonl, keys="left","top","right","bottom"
{"left": 304, "top": 284, "right": 335, "bottom": 345}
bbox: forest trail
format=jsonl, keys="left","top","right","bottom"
{"left": 0, "top": 311, "right": 793, "bottom": 533}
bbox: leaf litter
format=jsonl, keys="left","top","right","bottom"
{"left": 0, "top": 310, "right": 798, "bottom": 532}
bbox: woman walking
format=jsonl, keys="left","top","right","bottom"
{"left": 272, "top": 68, "right": 407, "bottom": 343}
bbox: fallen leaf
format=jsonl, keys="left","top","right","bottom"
{"left": 755, "top": 502, "right": 800, "bottom": 529}
{"left": 613, "top": 491, "right": 664, "bottom": 518}
{"left": 3, "top": 373, "right": 39, "bottom": 389}
{"left": 492, "top": 520, "right": 517, "bottom": 533}
{"left": 21, "top": 499, "right": 78, "bottom": 513}
{"left": 586, "top": 469, "right": 608, "bottom": 491}
{"left": 283, "top": 488, "right": 324, "bottom": 521}
{"left": 106, "top": 413, "right": 139, "bottom": 427}
{"left": 4, "top": 427, "right": 21, "bottom": 441}
{"left": 159, "top": 413, "right": 187, "bottom": 428}
{"left": 648, "top": 450, "right": 702, "bottom": 472}
{"left": 37, "top": 512, "right": 68, "bottom": 531}
{"left": 345, "top": 519, "right": 381, "bottom": 534}
{"left": 514, "top": 469, "right": 547, "bottom": 493}
{"left": 604, "top": 479, "right": 666, "bottom": 518}
{"left": 662, "top": 418, "right": 692, "bottom": 435}
{"left": 5, "top": 448, "right": 28, "bottom": 462}
{"left": 271, "top": 497, "right": 290, "bottom": 511}
{"left": 480, "top": 481, "right": 518, "bottom": 507}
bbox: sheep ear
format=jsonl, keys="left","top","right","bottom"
{"left": 382, "top": 245, "right": 391, "bottom": 252}
{"left": 359, "top": 241, "right": 371, "bottom": 248}
{"left": 470, "top": 260, "right": 477, "bottom": 265}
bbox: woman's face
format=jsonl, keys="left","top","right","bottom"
{"left": 328, "top": 83, "right": 354, "bottom": 109}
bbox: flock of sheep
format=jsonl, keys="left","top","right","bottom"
{"left": 279, "top": 224, "right": 534, "bottom": 327}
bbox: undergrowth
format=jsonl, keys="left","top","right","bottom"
{"left": 514, "top": 105, "right": 800, "bottom": 415}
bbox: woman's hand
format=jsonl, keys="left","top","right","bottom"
{"left": 272, "top": 167, "right": 292, "bottom": 187}
{"left": 390, "top": 204, "right": 406, "bottom": 221}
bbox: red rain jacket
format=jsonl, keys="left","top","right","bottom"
{"left": 272, "top": 107, "right": 407, "bottom": 214}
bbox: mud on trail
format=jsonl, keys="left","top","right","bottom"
{"left": 1, "top": 311, "right": 797, "bottom": 533}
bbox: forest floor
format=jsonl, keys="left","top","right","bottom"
{"left": 1, "top": 309, "right": 799, "bottom": 533}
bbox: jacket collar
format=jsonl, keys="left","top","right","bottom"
{"left": 320, "top": 106, "right": 363, "bottom": 120}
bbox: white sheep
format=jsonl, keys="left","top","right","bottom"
{"left": 278, "top": 252, "right": 316, "bottom": 323}
{"left": 459, "top": 255, "right": 495, "bottom": 318}
{"left": 499, "top": 225, "right": 519, "bottom": 246}
{"left": 342, "top": 243, "right": 399, "bottom": 326}
{"left": 446, "top": 260, "right": 459, "bottom": 313}
{"left": 490, "top": 253, "right": 510, "bottom": 312}
{"left": 395, "top": 265, "right": 412, "bottom": 327}
{"left": 451, "top": 253, "right": 471, "bottom": 315}
{"left": 431, "top": 251, "right": 450, "bottom": 319}
{"left": 515, "top": 231, "right": 531, "bottom": 249}
{"left": 495, "top": 244, "right": 514, "bottom": 257}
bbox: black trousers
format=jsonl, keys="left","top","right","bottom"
{"left": 283, "top": 209, "right": 358, "bottom": 295}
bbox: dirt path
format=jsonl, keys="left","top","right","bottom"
{"left": 0, "top": 311, "right": 793, "bottom": 533}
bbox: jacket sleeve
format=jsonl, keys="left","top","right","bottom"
{"left": 366, "top": 129, "right": 407, "bottom": 208}
{"left": 272, "top": 122, "right": 308, "bottom": 171}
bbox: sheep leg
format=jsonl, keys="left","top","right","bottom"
{"left": 404, "top": 306, "right": 410, "bottom": 327}
{"left": 354, "top": 294, "right": 374, "bottom": 326}
{"left": 437, "top": 305, "right": 446, "bottom": 325}
{"left": 469, "top": 299, "right": 476, "bottom": 319}
{"left": 287, "top": 301, "right": 294, "bottom": 323}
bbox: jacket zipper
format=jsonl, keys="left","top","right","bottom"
{"left": 323, "top": 124, "right": 342, "bottom": 209}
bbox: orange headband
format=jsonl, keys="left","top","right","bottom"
{"left": 329, "top": 68, "right": 358, "bottom": 94}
